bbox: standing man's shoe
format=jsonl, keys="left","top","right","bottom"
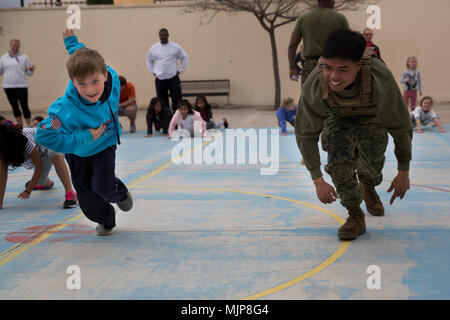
{"left": 359, "top": 183, "right": 384, "bottom": 216}
{"left": 338, "top": 206, "right": 366, "bottom": 240}
{"left": 130, "top": 123, "right": 136, "bottom": 133}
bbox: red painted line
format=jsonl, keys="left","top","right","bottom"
{"left": 5, "top": 224, "right": 94, "bottom": 244}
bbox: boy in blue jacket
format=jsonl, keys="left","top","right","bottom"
{"left": 36, "top": 29, "right": 133, "bottom": 236}
{"left": 276, "top": 97, "right": 297, "bottom": 136}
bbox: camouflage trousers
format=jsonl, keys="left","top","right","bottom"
{"left": 321, "top": 114, "right": 388, "bottom": 210}
{"left": 301, "top": 58, "right": 319, "bottom": 87}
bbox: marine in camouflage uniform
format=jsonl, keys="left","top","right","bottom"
{"left": 295, "top": 30, "right": 413, "bottom": 241}
{"left": 288, "top": 0, "right": 349, "bottom": 87}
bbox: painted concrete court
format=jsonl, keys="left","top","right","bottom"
{"left": 0, "top": 124, "right": 449, "bottom": 300}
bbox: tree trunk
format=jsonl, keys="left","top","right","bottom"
{"left": 268, "top": 28, "right": 281, "bottom": 109}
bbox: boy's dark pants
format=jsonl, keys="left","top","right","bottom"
{"left": 65, "top": 146, "right": 128, "bottom": 230}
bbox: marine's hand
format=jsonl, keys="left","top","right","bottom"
{"left": 387, "top": 170, "right": 410, "bottom": 205}
{"left": 313, "top": 177, "right": 339, "bottom": 204}
{"left": 90, "top": 123, "right": 105, "bottom": 141}
{"left": 63, "top": 28, "right": 75, "bottom": 39}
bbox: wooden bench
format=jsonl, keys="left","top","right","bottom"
{"left": 181, "top": 79, "right": 230, "bottom": 105}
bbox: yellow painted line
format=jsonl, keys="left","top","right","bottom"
{"left": 0, "top": 134, "right": 218, "bottom": 268}
{"left": 131, "top": 185, "right": 350, "bottom": 299}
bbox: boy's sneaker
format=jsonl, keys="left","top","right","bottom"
{"left": 95, "top": 224, "right": 114, "bottom": 236}
{"left": 117, "top": 191, "right": 133, "bottom": 212}
{"left": 63, "top": 191, "right": 78, "bottom": 209}
{"left": 25, "top": 179, "right": 54, "bottom": 190}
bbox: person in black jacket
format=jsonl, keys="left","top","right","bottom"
{"left": 145, "top": 97, "right": 172, "bottom": 137}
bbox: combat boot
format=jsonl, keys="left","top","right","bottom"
{"left": 359, "top": 183, "right": 384, "bottom": 216}
{"left": 338, "top": 206, "right": 366, "bottom": 241}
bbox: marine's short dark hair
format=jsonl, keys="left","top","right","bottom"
{"left": 322, "top": 29, "right": 366, "bottom": 63}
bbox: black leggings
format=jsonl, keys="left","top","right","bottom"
{"left": 4, "top": 88, "right": 31, "bottom": 119}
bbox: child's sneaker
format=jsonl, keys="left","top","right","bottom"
{"left": 63, "top": 190, "right": 78, "bottom": 209}
{"left": 25, "top": 179, "right": 54, "bottom": 190}
{"left": 95, "top": 224, "right": 113, "bottom": 236}
{"left": 117, "top": 191, "right": 133, "bottom": 212}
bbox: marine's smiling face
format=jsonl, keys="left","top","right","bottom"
{"left": 73, "top": 72, "right": 108, "bottom": 103}
{"left": 321, "top": 58, "right": 361, "bottom": 92}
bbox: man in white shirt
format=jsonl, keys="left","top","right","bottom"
{"left": 146, "top": 28, "right": 188, "bottom": 112}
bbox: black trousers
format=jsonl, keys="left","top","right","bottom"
{"left": 4, "top": 87, "right": 31, "bottom": 119}
{"left": 155, "top": 75, "right": 182, "bottom": 112}
{"left": 65, "top": 146, "right": 128, "bottom": 230}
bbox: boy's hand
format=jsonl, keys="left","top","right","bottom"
{"left": 417, "top": 129, "right": 422, "bottom": 133}
{"left": 28, "top": 64, "right": 36, "bottom": 71}
{"left": 90, "top": 123, "right": 105, "bottom": 141}
{"left": 145, "top": 134, "right": 152, "bottom": 137}
{"left": 63, "top": 28, "right": 75, "bottom": 39}
{"left": 281, "top": 132, "right": 288, "bottom": 136}
{"left": 387, "top": 170, "right": 410, "bottom": 205}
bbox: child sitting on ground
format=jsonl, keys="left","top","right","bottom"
{"left": 145, "top": 97, "right": 172, "bottom": 137}
{"left": 0, "top": 115, "right": 15, "bottom": 126}
{"left": 411, "top": 96, "right": 446, "bottom": 133}
{"left": 276, "top": 97, "right": 297, "bottom": 136}
{"left": 31, "top": 115, "right": 44, "bottom": 128}
{"left": 194, "top": 95, "right": 228, "bottom": 130}
{"left": 168, "top": 99, "right": 206, "bottom": 139}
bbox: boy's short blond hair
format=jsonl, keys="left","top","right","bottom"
{"left": 282, "top": 97, "right": 294, "bottom": 107}
{"left": 66, "top": 48, "right": 107, "bottom": 81}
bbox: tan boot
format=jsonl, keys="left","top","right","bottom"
{"left": 338, "top": 206, "right": 366, "bottom": 241}
{"left": 359, "top": 183, "right": 384, "bottom": 216}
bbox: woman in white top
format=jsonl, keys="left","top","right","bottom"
{"left": 0, "top": 39, "right": 35, "bottom": 127}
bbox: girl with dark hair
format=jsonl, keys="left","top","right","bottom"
{"left": 194, "top": 95, "right": 217, "bottom": 129}
{"left": 145, "top": 97, "right": 172, "bottom": 137}
{"left": 194, "top": 95, "right": 229, "bottom": 130}
{"left": 0, "top": 124, "right": 77, "bottom": 209}
{"left": 168, "top": 99, "right": 206, "bottom": 139}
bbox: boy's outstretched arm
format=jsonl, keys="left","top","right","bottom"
{"left": 63, "top": 28, "right": 86, "bottom": 55}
